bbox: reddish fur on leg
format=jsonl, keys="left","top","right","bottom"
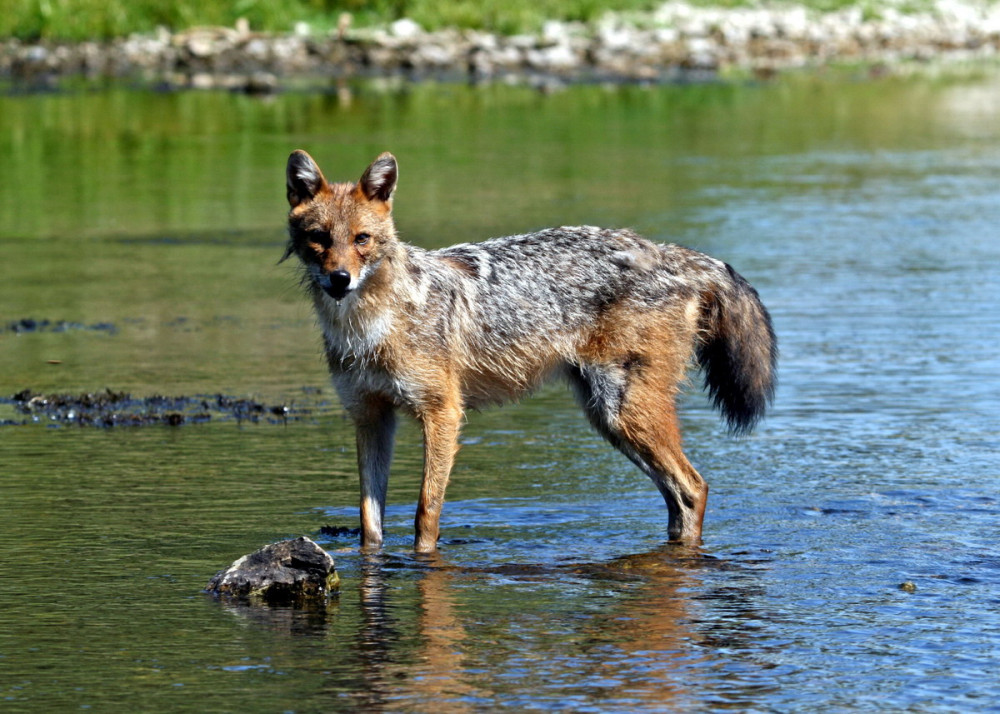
{"left": 414, "top": 397, "right": 463, "bottom": 553}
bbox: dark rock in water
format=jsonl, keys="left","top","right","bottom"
{"left": 206, "top": 537, "right": 339, "bottom": 604}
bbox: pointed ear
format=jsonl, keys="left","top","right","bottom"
{"left": 286, "top": 150, "right": 326, "bottom": 207}
{"left": 359, "top": 152, "right": 398, "bottom": 203}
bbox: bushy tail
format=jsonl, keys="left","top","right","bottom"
{"left": 697, "top": 263, "right": 777, "bottom": 435}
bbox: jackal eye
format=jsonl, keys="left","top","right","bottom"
{"left": 354, "top": 232, "right": 371, "bottom": 245}
{"left": 306, "top": 230, "right": 331, "bottom": 248}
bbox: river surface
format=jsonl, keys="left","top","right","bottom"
{"left": 2, "top": 72, "right": 999, "bottom": 711}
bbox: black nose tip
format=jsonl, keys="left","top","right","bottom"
{"left": 324, "top": 270, "right": 352, "bottom": 300}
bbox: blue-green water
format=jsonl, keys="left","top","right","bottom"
{"left": 2, "top": 74, "right": 1000, "bottom": 711}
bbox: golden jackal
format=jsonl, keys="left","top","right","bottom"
{"left": 283, "top": 151, "right": 776, "bottom": 553}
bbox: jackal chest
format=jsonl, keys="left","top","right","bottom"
{"left": 327, "top": 348, "right": 428, "bottom": 416}
{"left": 315, "top": 294, "right": 395, "bottom": 354}
{"left": 318, "top": 306, "right": 421, "bottom": 407}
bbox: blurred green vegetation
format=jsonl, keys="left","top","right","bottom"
{"left": 0, "top": 0, "right": 887, "bottom": 41}
{"left": 0, "top": 0, "right": 648, "bottom": 40}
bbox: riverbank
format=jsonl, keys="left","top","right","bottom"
{"left": 3, "top": 0, "right": 1000, "bottom": 89}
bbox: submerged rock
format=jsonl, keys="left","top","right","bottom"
{"left": 206, "top": 537, "right": 339, "bottom": 604}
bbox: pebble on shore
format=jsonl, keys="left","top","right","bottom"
{"left": 2, "top": 0, "right": 999, "bottom": 88}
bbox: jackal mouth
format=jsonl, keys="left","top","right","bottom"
{"left": 323, "top": 282, "right": 351, "bottom": 300}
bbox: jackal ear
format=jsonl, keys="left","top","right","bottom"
{"left": 286, "top": 150, "right": 325, "bottom": 207}
{"left": 359, "top": 152, "right": 398, "bottom": 204}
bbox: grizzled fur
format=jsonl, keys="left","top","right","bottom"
{"left": 283, "top": 150, "right": 777, "bottom": 552}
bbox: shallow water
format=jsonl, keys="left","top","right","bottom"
{"left": 2, "top": 73, "right": 1000, "bottom": 711}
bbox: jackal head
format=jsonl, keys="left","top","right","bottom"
{"left": 282, "top": 151, "right": 398, "bottom": 301}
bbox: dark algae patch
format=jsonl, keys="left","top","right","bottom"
{"left": 4, "top": 318, "right": 118, "bottom": 335}
{"left": 5, "top": 389, "right": 317, "bottom": 427}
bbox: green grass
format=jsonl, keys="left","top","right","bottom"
{"left": 0, "top": 0, "right": 304, "bottom": 40}
{"left": 0, "top": 0, "right": 945, "bottom": 41}
{"left": 3, "top": 0, "right": 655, "bottom": 40}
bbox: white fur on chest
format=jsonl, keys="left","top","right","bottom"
{"left": 315, "top": 293, "right": 394, "bottom": 361}
{"left": 314, "top": 294, "right": 423, "bottom": 408}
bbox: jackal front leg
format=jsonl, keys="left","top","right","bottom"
{"left": 414, "top": 401, "right": 463, "bottom": 553}
{"left": 353, "top": 398, "right": 398, "bottom": 551}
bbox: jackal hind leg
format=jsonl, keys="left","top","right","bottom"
{"left": 414, "top": 397, "right": 463, "bottom": 553}
{"left": 353, "top": 397, "right": 398, "bottom": 551}
{"left": 569, "top": 363, "right": 708, "bottom": 544}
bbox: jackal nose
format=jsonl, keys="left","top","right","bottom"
{"left": 325, "top": 270, "right": 352, "bottom": 300}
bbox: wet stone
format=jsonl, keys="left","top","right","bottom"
{"left": 206, "top": 537, "right": 339, "bottom": 604}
